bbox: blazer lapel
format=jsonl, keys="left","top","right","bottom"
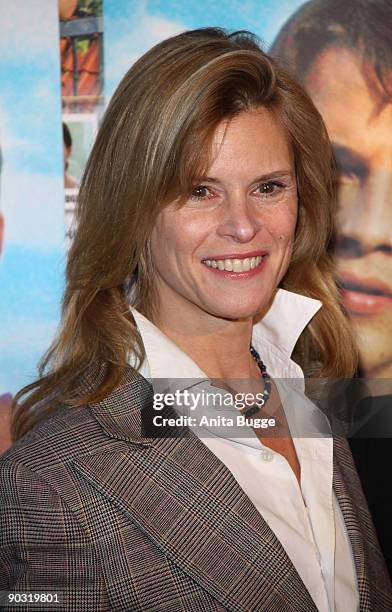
{"left": 73, "top": 369, "right": 317, "bottom": 612}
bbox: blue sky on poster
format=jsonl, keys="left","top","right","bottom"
{"left": 0, "top": 1, "right": 62, "bottom": 177}
{"left": 0, "top": 0, "right": 64, "bottom": 250}
{"left": 104, "top": 0, "right": 306, "bottom": 98}
{"left": 0, "top": 1, "right": 64, "bottom": 393}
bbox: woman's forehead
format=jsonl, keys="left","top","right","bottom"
{"left": 205, "top": 110, "right": 293, "bottom": 175}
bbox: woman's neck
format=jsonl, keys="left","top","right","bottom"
{"left": 153, "top": 302, "right": 258, "bottom": 380}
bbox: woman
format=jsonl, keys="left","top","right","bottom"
{"left": 1, "top": 28, "right": 390, "bottom": 611}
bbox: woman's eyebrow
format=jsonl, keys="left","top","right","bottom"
{"left": 194, "top": 170, "right": 295, "bottom": 183}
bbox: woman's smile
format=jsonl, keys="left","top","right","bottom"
{"left": 201, "top": 252, "right": 268, "bottom": 277}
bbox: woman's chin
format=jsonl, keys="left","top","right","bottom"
{"left": 204, "top": 300, "right": 270, "bottom": 322}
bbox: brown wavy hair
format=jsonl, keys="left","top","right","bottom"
{"left": 12, "top": 28, "right": 357, "bottom": 440}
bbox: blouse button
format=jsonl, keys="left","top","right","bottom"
{"left": 261, "top": 450, "right": 274, "bottom": 462}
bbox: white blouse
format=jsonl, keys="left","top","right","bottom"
{"left": 131, "top": 288, "right": 359, "bottom": 612}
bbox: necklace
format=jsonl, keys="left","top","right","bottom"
{"left": 243, "top": 345, "right": 272, "bottom": 418}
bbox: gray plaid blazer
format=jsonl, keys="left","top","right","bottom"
{"left": 1, "top": 367, "right": 391, "bottom": 611}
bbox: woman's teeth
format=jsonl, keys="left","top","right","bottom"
{"left": 203, "top": 255, "right": 263, "bottom": 272}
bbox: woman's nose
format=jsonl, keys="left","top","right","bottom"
{"left": 216, "top": 192, "right": 261, "bottom": 243}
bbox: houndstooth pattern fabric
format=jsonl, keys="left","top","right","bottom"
{"left": 1, "top": 367, "right": 391, "bottom": 611}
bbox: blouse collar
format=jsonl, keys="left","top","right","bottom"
{"left": 131, "top": 288, "right": 322, "bottom": 381}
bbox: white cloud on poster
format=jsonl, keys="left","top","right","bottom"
{"left": 0, "top": 0, "right": 58, "bottom": 61}
{"left": 106, "top": 3, "right": 186, "bottom": 97}
{"left": 1, "top": 171, "right": 63, "bottom": 251}
{"left": 0, "top": 318, "right": 58, "bottom": 353}
{"left": 31, "top": 79, "right": 60, "bottom": 115}
{"left": 0, "top": 86, "right": 62, "bottom": 176}
{"left": 0, "top": 102, "right": 43, "bottom": 158}
{"left": 0, "top": 318, "right": 59, "bottom": 394}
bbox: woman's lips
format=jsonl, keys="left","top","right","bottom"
{"left": 338, "top": 274, "right": 392, "bottom": 315}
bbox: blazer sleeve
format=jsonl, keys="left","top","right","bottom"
{"left": 0, "top": 460, "right": 110, "bottom": 611}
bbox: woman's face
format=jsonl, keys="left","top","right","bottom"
{"left": 150, "top": 108, "right": 298, "bottom": 327}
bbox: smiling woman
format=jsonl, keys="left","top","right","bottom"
{"left": 1, "top": 27, "right": 391, "bottom": 612}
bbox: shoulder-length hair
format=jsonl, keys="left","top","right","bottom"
{"left": 12, "top": 28, "right": 357, "bottom": 440}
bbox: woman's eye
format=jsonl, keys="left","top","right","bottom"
{"left": 255, "top": 181, "right": 284, "bottom": 198}
{"left": 190, "top": 185, "right": 212, "bottom": 201}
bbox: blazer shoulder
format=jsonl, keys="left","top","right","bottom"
{"left": 0, "top": 403, "right": 116, "bottom": 475}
